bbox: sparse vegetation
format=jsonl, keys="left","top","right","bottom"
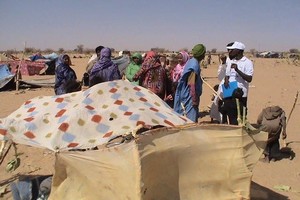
{"left": 76, "top": 44, "right": 84, "bottom": 54}
{"left": 211, "top": 48, "right": 217, "bottom": 53}
{"left": 289, "top": 49, "right": 299, "bottom": 53}
{"left": 58, "top": 48, "right": 65, "bottom": 54}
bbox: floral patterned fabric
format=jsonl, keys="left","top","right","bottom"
{"left": 0, "top": 80, "right": 191, "bottom": 151}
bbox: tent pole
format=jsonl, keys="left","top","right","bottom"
{"left": 16, "top": 42, "right": 26, "bottom": 91}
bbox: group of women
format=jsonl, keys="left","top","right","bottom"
{"left": 54, "top": 47, "right": 121, "bottom": 95}
{"left": 54, "top": 44, "right": 206, "bottom": 122}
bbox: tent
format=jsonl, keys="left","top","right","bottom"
{"left": 258, "top": 51, "right": 279, "bottom": 58}
{"left": 51, "top": 124, "right": 267, "bottom": 199}
{"left": 0, "top": 80, "right": 190, "bottom": 150}
{"left": 0, "top": 64, "right": 55, "bottom": 91}
{"left": 0, "top": 80, "right": 267, "bottom": 199}
{"left": 0, "top": 60, "right": 46, "bottom": 76}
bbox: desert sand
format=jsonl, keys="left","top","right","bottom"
{"left": 0, "top": 55, "right": 299, "bottom": 199}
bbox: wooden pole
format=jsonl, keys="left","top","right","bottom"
{"left": 16, "top": 42, "right": 26, "bottom": 91}
{"left": 0, "top": 141, "right": 12, "bottom": 166}
{"left": 236, "top": 98, "right": 242, "bottom": 125}
{"left": 283, "top": 91, "right": 299, "bottom": 147}
{"left": 0, "top": 141, "right": 6, "bottom": 158}
{"left": 287, "top": 91, "right": 299, "bottom": 125}
{"left": 242, "top": 106, "right": 246, "bottom": 125}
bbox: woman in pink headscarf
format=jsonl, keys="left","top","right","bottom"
{"left": 172, "top": 51, "right": 189, "bottom": 83}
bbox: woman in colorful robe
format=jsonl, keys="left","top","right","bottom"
{"left": 133, "top": 51, "right": 167, "bottom": 100}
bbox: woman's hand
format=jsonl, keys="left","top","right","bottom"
{"left": 164, "top": 94, "right": 173, "bottom": 101}
{"left": 282, "top": 131, "right": 287, "bottom": 139}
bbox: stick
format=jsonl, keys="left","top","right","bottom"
{"left": 201, "top": 76, "right": 223, "bottom": 100}
{"left": 180, "top": 102, "right": 187, "bottom": 117}
{"left": 287, "top": 91, "right": 299, "bottom": 125}
{"left": 0, "top": 141, "right": 12, "bottom": 166}
{"left": 283, "top": 91, "right": 299, "bottom": 147}
{"left": 0, "top": 141, "right": 6, "bottom": 158}
{"left": 16, "top": 65, "right": 20, "bottom": 91}
{"left": 236, "top": 98, "right": 242, "bottom": 125}
{"left": 243, "top": 106, "right": 246, "bottom": 125}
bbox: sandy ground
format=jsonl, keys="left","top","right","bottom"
{"left": 0, "top": 55, "right": 299, "bottom": 199}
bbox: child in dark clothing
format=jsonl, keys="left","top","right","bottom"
{"left": 218, "top": 88, "right": 244, "bottom": 125}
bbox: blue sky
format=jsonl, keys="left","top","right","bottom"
{"left": 0, "top": 0, "right": 299, "bottom": 52}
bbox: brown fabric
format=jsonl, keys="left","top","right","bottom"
{"left": 187, "top": 71, "right": 196, "bottom": 85}
{"left": 49, "top": 124, "right": 267, "bottom": 200}
{"left": 262, "top": 106, "right": 283, "bottom": 120}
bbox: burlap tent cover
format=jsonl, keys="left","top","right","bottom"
{"left": 50, "top": 125, "right": 267, "bottom": 200}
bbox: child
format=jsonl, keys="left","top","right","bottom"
{"left": 257, "top": 106, "right": 287, "bottom": 162}
{"left": 218, "top": 88, "right": 244, "bottom": 125}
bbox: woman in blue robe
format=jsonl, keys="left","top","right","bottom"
{"left": 174, "top": 44, "right": 206, "bottom": 122}
{"left": 54, "top": 54, "right": 77, "bottom": 95}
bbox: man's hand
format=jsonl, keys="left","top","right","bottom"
{"left": 224, "top": 78, "right": 229, "bottom": 88}
{"left": 231, "top": 63, "right": 238, "bottom": 70}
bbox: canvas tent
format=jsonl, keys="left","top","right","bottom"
{"left": 0, "top": 64, "right": 55, "bottom": 91}
{"left": 0, "top": 60, "right": 46, "bottom": 76}
{"left": 0, "top": 80, "right": 268, "bottom": 199}
{"left": 50, "top": 124, "right": 267, "bottom": 200}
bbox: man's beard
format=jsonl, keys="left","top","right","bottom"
{"left": 229, "top": 54, "right": 235, "bottom": 60}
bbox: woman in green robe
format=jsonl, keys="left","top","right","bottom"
{"left": 125, "top": 53, "right": 142, "bottom": 85}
